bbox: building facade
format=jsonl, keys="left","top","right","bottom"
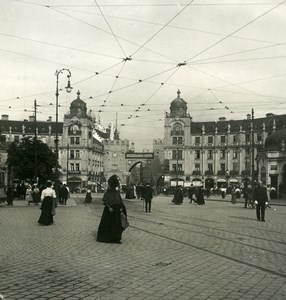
{"left": 164, "top": 90, "right": 286, "bottom": 190}
{"left": 0, "top": 91, "right": 110, "bottom": 191}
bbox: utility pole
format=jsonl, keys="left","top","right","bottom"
{"left": 251, "top": 108, "right": 255, "bottom": 186}
{"left": 34, "top": 99, "right": 38, "bottom": 183}
{"left": 66, "top": 143, "right": 69, "bottom": 185}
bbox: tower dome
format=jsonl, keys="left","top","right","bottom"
{"left": 265, "top": 127, "right": 286, "bottom": 151}
{"left": 70, "top": 90, "right": 87, "bottom": 117}
{"left": 170, "top": 90, "right": 187, "bottom": 118}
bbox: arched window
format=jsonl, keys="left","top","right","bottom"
{"left": 173, "top": 123, "right": 182, "bottom": 133}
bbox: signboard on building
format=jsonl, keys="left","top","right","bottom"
{"left": 125, "top": 152, "right": 154, "bottom": 159}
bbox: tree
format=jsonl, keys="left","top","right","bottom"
{"left": 7, "top": 137, "right": 59, "bottom": 184}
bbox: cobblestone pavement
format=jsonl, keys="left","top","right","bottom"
{"left": 0, "top": 194, "right": 285, "bottom": 300}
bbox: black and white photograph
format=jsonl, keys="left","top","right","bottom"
{"left": 0, "top": 0, "right": 286, "bottom": 299}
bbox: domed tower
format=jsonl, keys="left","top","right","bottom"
{"left": 264, "top": 127, "right": 286, "bottom": 151}
{"left": 170, "top": 89, "right": 188, "bottom": 118}
{"left": 70, "top": 90, "right": 87, "bottom": 118}
{"left": 164, "top": 90, "right": 192, "bottom": 184}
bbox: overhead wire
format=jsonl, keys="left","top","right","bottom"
{"left": 185, "top": 0, "right": 286, "bottom": 63}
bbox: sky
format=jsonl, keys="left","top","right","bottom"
{"left": 1, "top": 0, "right": 286, "bottom": 150}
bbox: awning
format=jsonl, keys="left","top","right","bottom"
{"left": 229, "top": 179, "right": 238, "bottom": 183}
{"left": 217, "top": 178, "right": 226, "bottom": 182}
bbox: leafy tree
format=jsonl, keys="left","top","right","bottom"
{"left": 7, "top": 137, "right": 59, "bottom": 183}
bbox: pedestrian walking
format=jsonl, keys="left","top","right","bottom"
{"left": 84, "top": 187, "right": 92, "bottom": 203}
{"left": 195, "top": 186, "right": 205, "bottom": 205}
{"left": 26, "top": 185, "right": 33, "bottom": 205}
{"left": 142, "top": 182, "right": 153, "bottom": 213}
{"left": 97, "top": 175, "right": 127, "bottom": 244}
{"left": 61, "top": 184, "right": 69, "bottom": 205}
{"left": 38, "top": 180, "right": 57, "bottom": 226}
{"left": 254, "top": 181, "right": 268, "bottom": 222}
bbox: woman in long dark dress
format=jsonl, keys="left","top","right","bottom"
{"left": 97, "top": 175, "right": 127, "bottom": 244}
{"left": 38, "top": 181, "right": 57, "bottom": 225}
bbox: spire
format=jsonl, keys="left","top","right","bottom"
{"left": 177, "top": 89, "right": 181, "bottom": 98}
{"left": 77, "top": 90, "right": 80, "bottom": 99}
{"left": 114, "top": 112, "right": 120, "bottom": 140}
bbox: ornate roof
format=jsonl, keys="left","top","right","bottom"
{"left": 265, "top": 127, "right": 286, "bottom": 151}
{"left": 170, "top": 89, "right": 187, "bottom": 109}
{"left": 170, "top": 90, "right": 188, "bottom": 118}
{"left": 71, "top": 90, "right": 86, "bottom": 108}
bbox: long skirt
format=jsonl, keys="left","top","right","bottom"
{"left": 97, "top": 204, "right": 124, "bottom": 243}
{"left": 38, "top": 196, "right": 54, "bottom": 225}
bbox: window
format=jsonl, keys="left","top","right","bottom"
{"left": 173, "top": 123, "right": 182, "bottom": 133}
{"left": 195, "top": 137, "right": 200, "bottom": 144}
{"left": 70, "top": 137, "right": 74, "bottom": 145}
{"left": 233, "top": 135, "right": 237, "bottom": 143}
{"left": 195, "top": 150, "right": 200, "bottom": 159}
{"left": 220, "top": 150, "right": 225, "bottom": 159}
{"left": 172, "top": 150, "right": 182, "bottom": 160}
{"left": 172, "top": 164, "right": 177, "bottom": 171}
{"left": 207, "top": 150, "right": 213, "bottom": 159}
{"left": 195, "top": 163, "right": 200, "bottom": 171}
{"left": 257, "top": 133, "right": 262, "bottom": 142}
{"left": 246, "top": 134, "right": 250, "bottom": 143}
{"left": 270, "top": 165, "right": 277, "bottom": 170}
{"left": 70, "top": 163, "right": 75, "bottom": 171}
{"left": 75, "top": 163, "right": 80, "bottom": 171}
{"left": 75, "top": 150, "right": 80, "bottom": 158}
{"left": 70, "top": 150, "right": 75, "bottom": 159}
{"left": 233, "top": 150, "right": 238, "bottom": 159}
{"left": 75, "top": 137, "right": 80, "bottom": 145}
{"left": 220, "top": 163, "right": 225, "bottom": 171}
{"left": 173, "top": 137, "right": 177, "bottom": 145}
{"left": 207, "top": 163, "right": 213, "bottom": 171}
{"left": 208, "top": 136, "right": 213, "bottom": 144}
{"left": 173, "top": 137, "right": 183, "bottom": 145}
{"left": 220, "top": 136, "right": 226, "bottom": 144}
{"left": 233, "top": 162, "right": 238, "bottom": 171}
{"left": 172, "top": 150, "right": 177, "bottom": 160}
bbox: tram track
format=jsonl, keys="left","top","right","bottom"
{"left": 87, "top": 200, "right": 286, "bottom": 279}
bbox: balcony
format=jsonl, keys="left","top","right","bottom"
{"left": 171, "top": 130, "right": 184, "bottom": 136}
{"left": 217, "top": 170, "right": 226, "bottom": 176}
{"left": 192, "top": 170, "right": 202, "bottom": 176}
{"left": 169, "top": 170, "right": 184, "bottom": 175}
{"left": 68, "top": 170, "right": 81, "bottom": 174}
{"left": 204, "top": 170, "right": 214, "bottom": 176}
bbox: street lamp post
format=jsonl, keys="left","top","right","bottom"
{"left": 55, "top": 69, "right": 72, "bottom": 180}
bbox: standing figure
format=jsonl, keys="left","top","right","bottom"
{"left": 61, "top": 184, "right": 69, "bottom": 205}
{"left": 231, "top": 188, "right": 237, "bottom": 204}
{"left": 85, "top": 187, "right": 92, "bottom": 203}
{"left": 142, "top": 182, "right": 154, "bottom": 213}
{"left": 38, "top": 181, "right": 57, "bottom": 226}
{"left": 33, "top": 185, "right": 41, "bottom": 205}
{"left": 26, "top": 185, "right": 33, "bottom": 205}
{"left": 6, "top": 186, "right": 14, "bottom": 205}
{"left": 196, "top": 187, "right": 205, "bottom": 205}
{"left": 97, "top": 175, "right": 127, "bottom": 244}
{"left": 254, "top": 181, "right": 268, "bottom": 222}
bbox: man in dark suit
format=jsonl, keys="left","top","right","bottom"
{"left": 253, "top": 181, "right": 268, "bottom": 222}
{"left": 142, "top": 182, "right": 154, "bottom": 213}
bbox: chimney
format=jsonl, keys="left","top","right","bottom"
{"left": 1, "top": 114, "right": 9, "bottom": 120}
{"left": 29, "top": 116, "right": 35, "bottom": 122}
{"left": 247, "top": 113, "right": 251, "bottom": 120}
{"left": 218, "top": 117, "right": 226, "bottom": 121}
